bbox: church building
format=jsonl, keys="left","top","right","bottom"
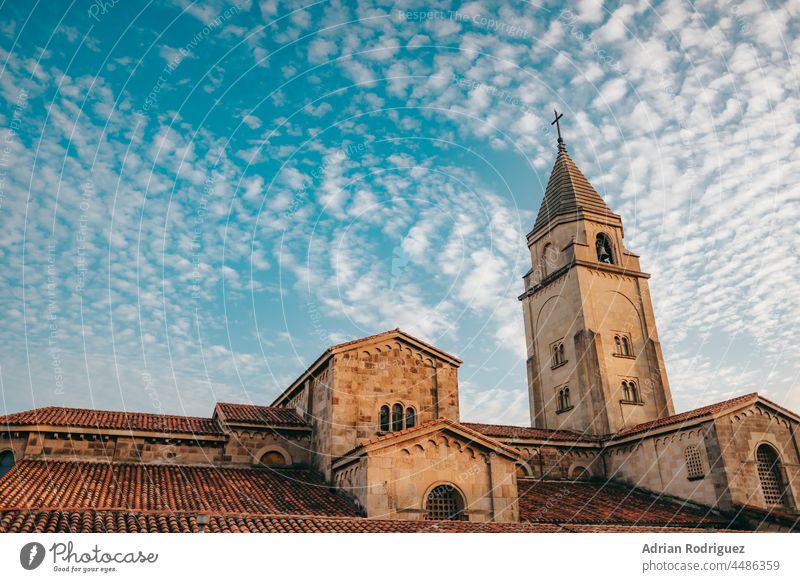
{"left": 0, "top": 132, "right": 798, "bottom": 533}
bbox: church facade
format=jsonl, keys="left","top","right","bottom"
{"left": 0, "top": 138, "right": 798, "bottom": 532}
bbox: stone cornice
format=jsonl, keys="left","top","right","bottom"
{"left": 518, "top": 259, "right": 650, "bottom": 300}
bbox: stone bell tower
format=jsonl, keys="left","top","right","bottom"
{"left": 519, "top": 115, "right": 674, "bottom": 435}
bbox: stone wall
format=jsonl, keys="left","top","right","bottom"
{"left": 605, "top": 423, "right": 722, "bottom": 507}
{"left": 222, "top": 429, "right": 312, "bottom": 466}
{"left": 505, "top": 442, "right": 604, "bottom": 479}
{"left": 319, "top": 342, "right": 459, "bottom": 477}
{"left": 12, "top": 431, "right": 226, "bottom": 465}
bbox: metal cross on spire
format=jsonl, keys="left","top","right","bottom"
{"left": 551, "top": 109, "right": 566, "bottom": 151}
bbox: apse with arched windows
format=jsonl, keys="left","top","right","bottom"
{"left": 756, "top": 444, "right": 791, "bottom": 508}
{"left": 425, "top": 484, "right": 466, "bottom": 521}
{"left": 595, "top": 233, "right": 614, "bottom": 264}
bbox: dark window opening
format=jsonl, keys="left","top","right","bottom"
{"left": 552, "top": 342, "right": 566, "bottom": 367}
{"left": 596, "top": 233, "right": 614, "bottom": 264}
{"left": 0, "top": 450, "right": 14, "bottom": 478}
{"left": 379, "top": 405, "right": 390, "bottom": 432}
{"left": 391, "top": 403, "right": 404, "bottom": 432}
{"left": 405, "top": 407, "right": 416, "bottom": 429}
{"left": 557, "top": 387, "right": 571, "bottom": 411}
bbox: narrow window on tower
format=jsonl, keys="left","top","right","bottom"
{"left": 621, "top": 380, "right": 642, "bottom": 403}
{"left": 556, "top": 387, "right": 572, "bottom": 412}
{"left": 613, "top": 333, "right": 634, "bottom": 357}
{"left": 551, "top": 340, "right": 567, "bottom": 368}
{"left": 596, "top": 233, "right": 614, "bottom": 264}
{"left": 629, "top": 381, "right": 640, "bottom": 402}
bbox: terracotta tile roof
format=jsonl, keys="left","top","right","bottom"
{"left": 518, "top": 479, "right": 732, "bottom": 528}
{"left": 214, "top": 403, "right": 308, "bottom": 427}
{"left": 615, "top": 393, "right": 758, "bottom": 438}
{"left": 0, "top": 406, "right": 223, "bottom": 436}
{"left": 0, "top": 460, "right": 357, "bottom": 517}
{"left": 532, "top": 145, "right": 618, "bottom": 234}
{"left": 733, "top": 505, "right": 800, "bottom": 531}
{"left": 0, "top": 509, "right": 725, "bottom": 533}
{"left": 0, "top": 509, "right": 574, "bottom": 533}
{"left": 463, "top": 422, "right": 604, "bottom": 442}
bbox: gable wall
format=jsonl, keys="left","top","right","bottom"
{"left": 325, "top": 342, "right": 459, "bottom": 471}
{"left": 714, "top": 405, "right": 800, "bottom": 511}
{"left": 346, "top": 432, "right": 518, "bottom": 523}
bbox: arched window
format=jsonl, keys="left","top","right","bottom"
{"left": 570, "top": 465, "right": 588, "bottom": 479}
{"left": 629, "top": 381, "right": 639, "bottom": 402}
{"left": 425, "top": 484, "right": 466, "bottom": 521}
{"left": 379, "top": 405, "right": 390, "bottom": 432}
{"left": 391, "top": 403, "right": 404, "bottom": 432}
{"left": 0, "top": 450, "right": 14, "bottom": 478}
{"left": 756, "top": 445, "right": 788, "bottom": 507}
{"left": 596, "top": 233, "right": 614, "bottom": 264}
{"left": 557, "top": 387, "right": 571, "bottom": 411}
{"left": 621, "top": 336, "right": 631, "bottom": 356}
{"left": 685, "top": 446, "right": 704, "bottom": 480}
{"left": 552, "top": 342, "right": 566, "bottom": 367}
{"left": 405, "top": 407, "right": 416, "bottom": 429}
{"left": 614, "top": 335, "right": 622, "bottom": 354}
{"left": 260, "top": 450, "right": 288, "bottom": 466}
{"left": 622, "top": 381, "right": 632, "bottom": 401}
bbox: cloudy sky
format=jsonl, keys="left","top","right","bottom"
{"left": 0, "top": 0, "right": 798, "bottom": 424}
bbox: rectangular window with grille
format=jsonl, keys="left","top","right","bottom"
{"left": 685, "top": 446, "right": 705, "bottom": 480}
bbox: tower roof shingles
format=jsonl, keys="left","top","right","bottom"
{"left": 532, "top": 146, "right": 618, "bottom": 235}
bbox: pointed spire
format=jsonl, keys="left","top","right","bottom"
{"left": 531, "top": 124, "right": 619, "bottom": 235}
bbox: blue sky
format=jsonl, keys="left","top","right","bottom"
{"left": 0, "top": 0, "right": 798, "bottom": 424}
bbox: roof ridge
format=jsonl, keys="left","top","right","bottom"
{"left": 10, "top": 458, "right": 315, "bottom": 471}
{"left": 615, "top": 392, "right": 758, "bottom": 437}
{"left": 0, "top": 405, "right": 216, "bottom": 422}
